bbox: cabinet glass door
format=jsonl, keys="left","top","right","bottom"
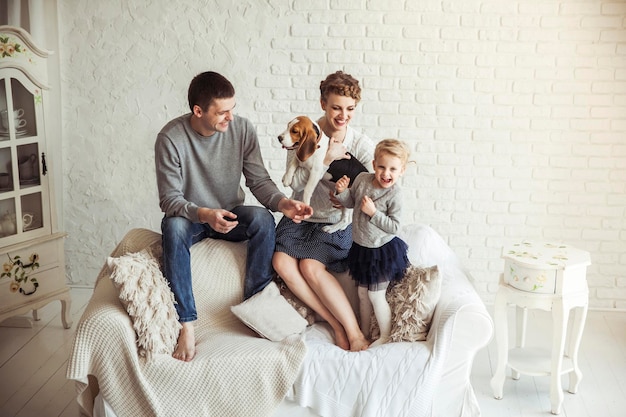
{"left": 0, "top": 70, "right": 50, "bottom": 245}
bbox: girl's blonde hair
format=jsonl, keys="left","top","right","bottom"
{"left": 374, "top": 139, "right": 411, "bottom": 167}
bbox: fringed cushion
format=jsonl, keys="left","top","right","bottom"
{"left": 107, "top": 244, "right": 181, "bottom": 361}
{"left": 371, "top": 265, "right": 442, "bottom": 342}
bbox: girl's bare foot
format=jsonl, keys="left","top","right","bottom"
{"left": 172, "top": 322, "right": 196, "bottom": 362}
{"left": 370, "top": 336, "right": 389, "bottom": 348}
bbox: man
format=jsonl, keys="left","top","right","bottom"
{"left": 155, "top": 71, "right": 313, "bottom": 361}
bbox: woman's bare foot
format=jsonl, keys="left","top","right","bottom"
{"left": 349, "top": 335, "right": 370, "bottom": 352}
{"left": 172, "top": 322, "right": 196, "bottom": 362}
{"left": 330, "top": 323, "right": 350, "bottom": 350}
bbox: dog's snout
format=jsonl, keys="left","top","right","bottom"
{"left": 277, "top": 134, "right": 284, "bottom": 143}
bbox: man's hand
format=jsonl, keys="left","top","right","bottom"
{"left": 278, "top": 198, "right": 313, "bottom": 223}
{"left": 197, "top": 207, "right": 238, "bottom": 234}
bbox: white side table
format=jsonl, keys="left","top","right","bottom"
{"left": 490, "top": 241, "right": 591, "bottom": 415}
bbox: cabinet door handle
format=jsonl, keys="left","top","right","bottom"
{"left": 41, "top": 152, "right": 47, "bottom": 176}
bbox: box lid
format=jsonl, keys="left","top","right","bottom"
{"left": 502, "top": 241, "right": 591, "bottom": 270}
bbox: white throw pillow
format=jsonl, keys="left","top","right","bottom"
{"left": 108, "top": 246, "right": 181, "bottom": 361}
{"left": 275, "top": 276, "right": 316, "bottom": 325}
{"left": 231, "top": 281, "right": 308, "bottom": 342}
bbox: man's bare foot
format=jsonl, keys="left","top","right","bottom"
{"left": 349, "top": 335, "right": 370, "bottom": 352}
{"left": 330, "top": 323, "right": 350, "bottom": 350}
{"left": 172, "top": 322, "right": 196, "bottom": 362}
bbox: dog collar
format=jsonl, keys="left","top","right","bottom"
{"left": 312, "top": 122, "right": 321, "bottom": 139}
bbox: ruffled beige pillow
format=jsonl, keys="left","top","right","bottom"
{"left": 371, "top": 265, "right": 441, "bottom": 343}
{"left": 107, "top": 245, "right": 181, "bottom": 361}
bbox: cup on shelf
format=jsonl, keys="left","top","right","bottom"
{"left": 22, "top": 212, "right": 34, "bottom": 230}
{"left": 0, "top": 108, "right": 26, "bottom": 131}
{"left": 15, "top": 118, "right": 27, "bottom": 129}
{"left": 0, "top": 212, "right": 17, "bottom": 236}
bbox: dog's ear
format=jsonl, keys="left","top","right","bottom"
{"left": 296, "top": 123, "right": 320, "bottom": 162}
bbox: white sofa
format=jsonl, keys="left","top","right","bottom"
{"left": 67, "top": 223, "right": 493, "bottom": 417}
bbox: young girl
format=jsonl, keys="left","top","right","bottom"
{"left": 334, "top": 139, "right": 411, "bottom": 346}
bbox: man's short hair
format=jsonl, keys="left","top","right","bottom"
{"left": 188, "top": 71, "right": 235, "bottom": 112}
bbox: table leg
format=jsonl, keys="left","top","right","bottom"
{"left": 513, "top": 305, "right": 528, "bottom": 380}
{"left": 60, "top": 294, "right": 73, "bottom": 329}
{"left": 550, "top": 298, "right": 567, "bottom": 415}
{"left": 490, "top": 288, "right": 508, "bottom": 400}
{"left": 566, "top": 304, "right": 587, "bottom": 394}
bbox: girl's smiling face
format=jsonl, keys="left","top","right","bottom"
{"left": 372, "top": 152, "right": 405, "bottom": 189}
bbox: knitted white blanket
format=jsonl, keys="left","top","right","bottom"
{"left": 66, "top": 228, "right": 307, "bottom": 417}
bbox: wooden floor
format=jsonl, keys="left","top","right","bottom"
{"left": 0, "top": 287, "right": 625, "bottom": 417}
{"left": 472, "top": 306, "right": 626, "bottom": 417}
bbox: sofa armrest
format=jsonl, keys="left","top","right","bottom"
{"left": 67, "top": 277, "right": 143, "bottom": 417}
{"left": 428, "top": 263, "right": 493, "bottom": 351}
{"left": 427, "top": 264, "right": 493, "bottom": 417}
{"left": 94, "top": 228, "right": 161, "bottom": 284}
{"left": 397, "top": 224, "right": 492, "bottom": 351}
{"left": 67, "top": 228, "right": 162, "bottom": 417}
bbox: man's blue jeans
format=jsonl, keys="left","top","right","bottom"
{"left": 161, "top": 205, "right": 276, "bottom": 322}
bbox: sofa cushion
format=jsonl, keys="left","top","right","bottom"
{"left": 371, "top": 264, "right": 441, "bottom": 342}
{"left": 107, "top": 244, "right": 181, "bottom": 361}
{"left": 388, "top": 264, "right": 441, "bottom": 342}
{"left": 275, "top": 276, "right": 317, "bottom": 325}
{"left": 231, "top": 281, "right": 309, "bottom": 341}
{"left": 399, "top": 224, "right": 460, "bottom": 268}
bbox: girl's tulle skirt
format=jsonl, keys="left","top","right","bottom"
{"left": 348, "top": 237, "right": 410, "bottom": 290}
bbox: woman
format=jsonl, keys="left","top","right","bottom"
{"left": 273, "top": 71, "right": 374, "bottom": 351}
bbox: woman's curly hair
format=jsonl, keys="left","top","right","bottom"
{"left": 319, "top": 70, "right": 362, "bottom": 104}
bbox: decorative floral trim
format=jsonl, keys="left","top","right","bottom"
{"left": 507, "top": 249, "right": 538, "bottom": 259}
{"left": 509, "top": 242, "right": 570, "bottom": 266}
{"left": 0, "top": 36, "right": 25, "bottom": 58}
{"left": 2, "top": 253, "right": 39, "bottom": 295}
{"left": 509, "top": 265, "right": 547, "bottom": 291}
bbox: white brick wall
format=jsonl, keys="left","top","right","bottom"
{"left": 58, "top": 0, "right": 625, "bottom": 309}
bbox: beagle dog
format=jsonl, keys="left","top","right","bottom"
{"left": 278, "top": 116, "right": 329, "bottom": 206}
{"left": 278, "top": 115, "right": 367, "bottom": 233}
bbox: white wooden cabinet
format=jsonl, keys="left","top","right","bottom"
{"left": 0, "top": 26, "right": 70, "bottom": 329}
